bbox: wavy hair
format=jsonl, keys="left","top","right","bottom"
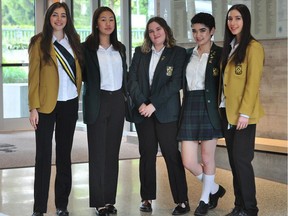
{"left": 141, "top": 16, "right": 176, "bottom": 53}
{"left": 28, "top": 2, "right": 82, "bottom": 64}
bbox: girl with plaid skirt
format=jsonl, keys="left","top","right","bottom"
{"left": 177, "top": 13, "right": 225, "bottom": 216}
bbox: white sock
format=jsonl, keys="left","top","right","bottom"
{"left": 211, "top": 182, "right": 219, "bottom": 194}
{"left": 200, "top": 174, "right": 215, "bottom": 203}
{"left": 196, "top": 173, "right": 203, "bottom": 182}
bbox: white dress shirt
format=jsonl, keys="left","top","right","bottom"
{"left": 97, "top": 45, "right": 123, "bottom": 91}
{"left": 186, "top": 46, "right": 209, "bottom": 91}
{"left": 149, "top": 46, "right": 165, "bottom": 86}
{"left": 52, "top": 35, "right": 78, "bottom": 101}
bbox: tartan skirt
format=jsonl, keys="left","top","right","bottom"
{"left": 177, "top": 90, "right": 223, "bottom": 141}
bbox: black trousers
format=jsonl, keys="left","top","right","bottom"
{"left": 135, "top": 116, "right": 188, "bottom": 203}
{"left": 33, "top": 97, "right": 78, "bottom": 213}
{"left": 221, "top": 109, "right": 258, "bottom": 216}
{"left": 87, "top": 90, "right": 125, "bottom": 208}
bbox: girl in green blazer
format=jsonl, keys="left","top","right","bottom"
{"left": 177, "top": 13, "right": 225, "bottom": 216}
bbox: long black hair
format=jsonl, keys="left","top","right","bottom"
{"left": 221, "top": 4, "right": 255, "bottom": 68}
{"left": 29, "top": 2, "right": 82, "bottom": 64}
{"left": 85, "top": 6, "right": 121, "bottom": 51}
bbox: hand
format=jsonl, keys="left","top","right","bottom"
{"left": 139, "top": 103, "right": 156, "bottom": 117}
{"left": 29, "top": 109, "right": 39, "bottom": 130}
{"left": 236, "top": 116, "right": 249, "bottom": 130}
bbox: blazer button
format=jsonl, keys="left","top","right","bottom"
{"left": 207, "top": 100, "right": 211, "bottom": 103}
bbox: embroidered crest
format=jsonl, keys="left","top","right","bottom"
{"left": 213, "top": 68, "right": 219, "bottom": 76}
{"left": 166, "top": 66, "right": 173, "bottom": 76}
{"left": 235, "top": 64, "right": 242, "bottom": 75}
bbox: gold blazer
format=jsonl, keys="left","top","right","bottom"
{"left": 223, "top": 40, "right": 265, "bottom": 125}
{"left": 28, "top": 37, "right": 82, "bottom": 114}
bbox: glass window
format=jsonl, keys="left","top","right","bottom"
{"left": 131, "top": 0, "right": 155, "bottom": 52}
{"left": 73, "top": 0, "right": 92, "bottom": 42}
{"left": 1, "top": 0, "right": 34, "bottom": 118}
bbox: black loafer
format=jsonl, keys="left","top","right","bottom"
{"left": 105, "top": 204, "right": 117, "bottom": 214}
{"left": 225, "top": 206, "right": 242, "bottom": 216}
{"left": 140, "top": 200, "right": 152, "bottom": 212}
{"left": 194, "top": 201, "right": 209, "bottom": 216}
{"left": 172, "top": 201, "right": 190, "bottom": 215}
{"left": 32, "top": 213, "right": 43, "bottom": 216}
{"left": 56, "top": 208, "right": 69, "bottom": 216}
{"left": 96, "top": 207, "right": 108, "bottom": 216}
{"left": 209, "top": 185, "right": 226, "bottom": 209}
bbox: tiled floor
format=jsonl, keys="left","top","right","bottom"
{"left": 0, "top": 157, "right": 287, "bottom": 216}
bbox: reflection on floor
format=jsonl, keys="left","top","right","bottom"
{"left": 0, "top": 157, "right": 287, "bottom": 216}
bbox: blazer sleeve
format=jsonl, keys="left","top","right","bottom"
{"left": 128, "top": 47, "right": 149, "bottom": 107}
{"left": 28, "top": 40, "right": 41, "bottom": 111}
{"left": 238, "top": 41, "right": 265, "bottom": 116}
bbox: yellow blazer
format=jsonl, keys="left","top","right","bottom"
{"left": 28, "top": 37, "right": 82, "bottom": 114}
{"left": 223, "top": 40, "right": 265, "bottom": 125}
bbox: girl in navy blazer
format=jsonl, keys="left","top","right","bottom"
{"left": 128, "top": 16, "right": 189, "bottom": 215}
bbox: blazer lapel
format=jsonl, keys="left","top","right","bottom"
{"left": 50, "top": 43, "right": 58, "bottom": 68}
{"left": 151, "top": 47, "right": 171, "bottom": 84}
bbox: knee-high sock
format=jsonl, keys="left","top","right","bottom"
{"left": 200, "top": 174, "right": 215, "bottom": 203}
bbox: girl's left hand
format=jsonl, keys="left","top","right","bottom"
{"left": 139, "top": 103, "right": 156, "bottom": 117}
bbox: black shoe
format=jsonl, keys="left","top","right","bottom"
{"left": 225, "top": 207, "right": 242, "bottom": 216}
{"left": 56, "top": 208, "right": 69, "bottom": 216}
{"left": 172, "top": 201, "right": 190, "bottom": 215}
{"left": 105, "top": 204, "right": 117, "bottom": 214}
{"left": 209, "top": 185, "right": 226, "bottom": 209}
{"left": 139, "top": 200, "right": 152, "bottom": 212}
{"left": 96, "top": 207, "right": 108, "bottom": 216}
{"left": 236, "top": 210, "right": 249, "bottom": 216}
{"left": 32, "top": 213, "right": 43, "bottom": 216}
{"left": 194, "top": 201, "right": 209, "bottom": 216}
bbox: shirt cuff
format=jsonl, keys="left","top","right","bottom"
{"left": 240, "top": 114, "right": 250, "bottom": 118}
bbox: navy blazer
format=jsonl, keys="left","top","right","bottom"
{"left": 179, "top": 43, "right": 222, "bottom": 130}
{"left": 81, "top": 42, "right": 128, "bottom": 124}
{"left": 128, "top": 45, "right": 186, "bottom": 124}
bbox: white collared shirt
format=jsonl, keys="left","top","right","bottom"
{"left": 97, "top": 45, "right": 123, "bottom": 91}
{"left": 186, "top": 46, "right": 209, "bottom": 91}
{"left": 52, "top": 35, "right": 78, "bottom": 101}
{"left": 219, "top": 38, "right": 239, "bottom": 108}
{"left": 149, "top": 46, "right": 165, "bottom": 86}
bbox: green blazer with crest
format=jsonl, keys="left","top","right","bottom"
{"left": 179, "top": 43, "right": 222, "bottom": 130}
{"left": 128, "top": 45, "right": 186, "bottom": 124}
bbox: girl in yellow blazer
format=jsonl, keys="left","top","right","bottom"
{"left": 219, "top": 4, "right": 265, "bottom": 216}
{"left": 28, "top": 3, "right": 82, "bottom": 216}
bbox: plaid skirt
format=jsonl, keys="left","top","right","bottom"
{"left": 177, "top": 90, "right": 223, "bottom": 141}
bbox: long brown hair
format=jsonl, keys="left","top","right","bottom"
{"left": 28, "top": 2, "right": 82, "bottom": 64}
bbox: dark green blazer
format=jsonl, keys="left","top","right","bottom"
{"left": 81, "top": 42, "right": 128, "bottom": 124}
{"left": 180, "top": 43, "right": 222, "bottom": 130}
{"left": 128, "top": 45, "right": 186, "bottom": 124}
